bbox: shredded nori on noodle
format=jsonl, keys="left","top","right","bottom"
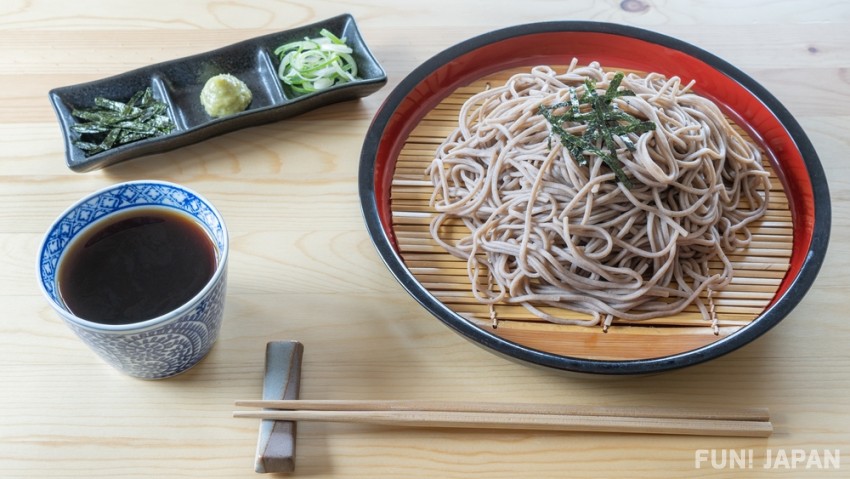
{"left": 539, "top": 72, "right": 656, "bottom": 188}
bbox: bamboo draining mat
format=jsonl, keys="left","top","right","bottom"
{"left": 390, "top": 67, "right": 793, "bottom": 360}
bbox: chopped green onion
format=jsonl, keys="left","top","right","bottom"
{"left": 274, "top": 28, "right": 359, "bottom": 94}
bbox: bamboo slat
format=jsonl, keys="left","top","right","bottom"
{"left": 389, "top": 66, "right": 793, "bottom": 360}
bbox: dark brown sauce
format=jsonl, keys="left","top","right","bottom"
{"left": 58, "top": 207, "right": 217, "bottom": 325}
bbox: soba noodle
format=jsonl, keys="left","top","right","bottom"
{"left": 426, "top": 60, "right": 770, "bottom": 331}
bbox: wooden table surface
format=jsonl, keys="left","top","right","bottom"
{"left": 2, "top": 1, "right": 848, "bottom": 477}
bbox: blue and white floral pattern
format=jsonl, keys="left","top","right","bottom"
{"left": 38, "top": 181, "right": 228, "bottom": 379}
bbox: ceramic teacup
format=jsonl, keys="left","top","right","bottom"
{"left": 37, "top": 180, "right": 228, "bottom": 379}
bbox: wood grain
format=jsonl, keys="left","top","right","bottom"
{"left": 1, "top": 1, "right": 849, "bottom": 478}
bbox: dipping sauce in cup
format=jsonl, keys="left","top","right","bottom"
{"left": 38, "top": 180, "right": 228, "bottom": 379}
{"left": 58, "top": 207, "right": 217, "bottom": 325}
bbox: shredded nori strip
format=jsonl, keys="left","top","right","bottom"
{"left": 70, "top": 87, "right": 175, "bottom": 156}
{"left": 539, "top": 72, "right": 656, "bottom": 188}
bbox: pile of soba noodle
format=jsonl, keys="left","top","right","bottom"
{"left": 426, "top": 60, "right": 770, "bottom": 330}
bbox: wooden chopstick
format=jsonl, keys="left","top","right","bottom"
{"left": 233, "top": 400, "right": 772, "bottom": 437}
{"left": 235, "top": 399, "right": 769, "bottom": 421}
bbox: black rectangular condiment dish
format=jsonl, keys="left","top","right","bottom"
{"left": 49, "top": 14, "right": 387, "bottom": 172}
